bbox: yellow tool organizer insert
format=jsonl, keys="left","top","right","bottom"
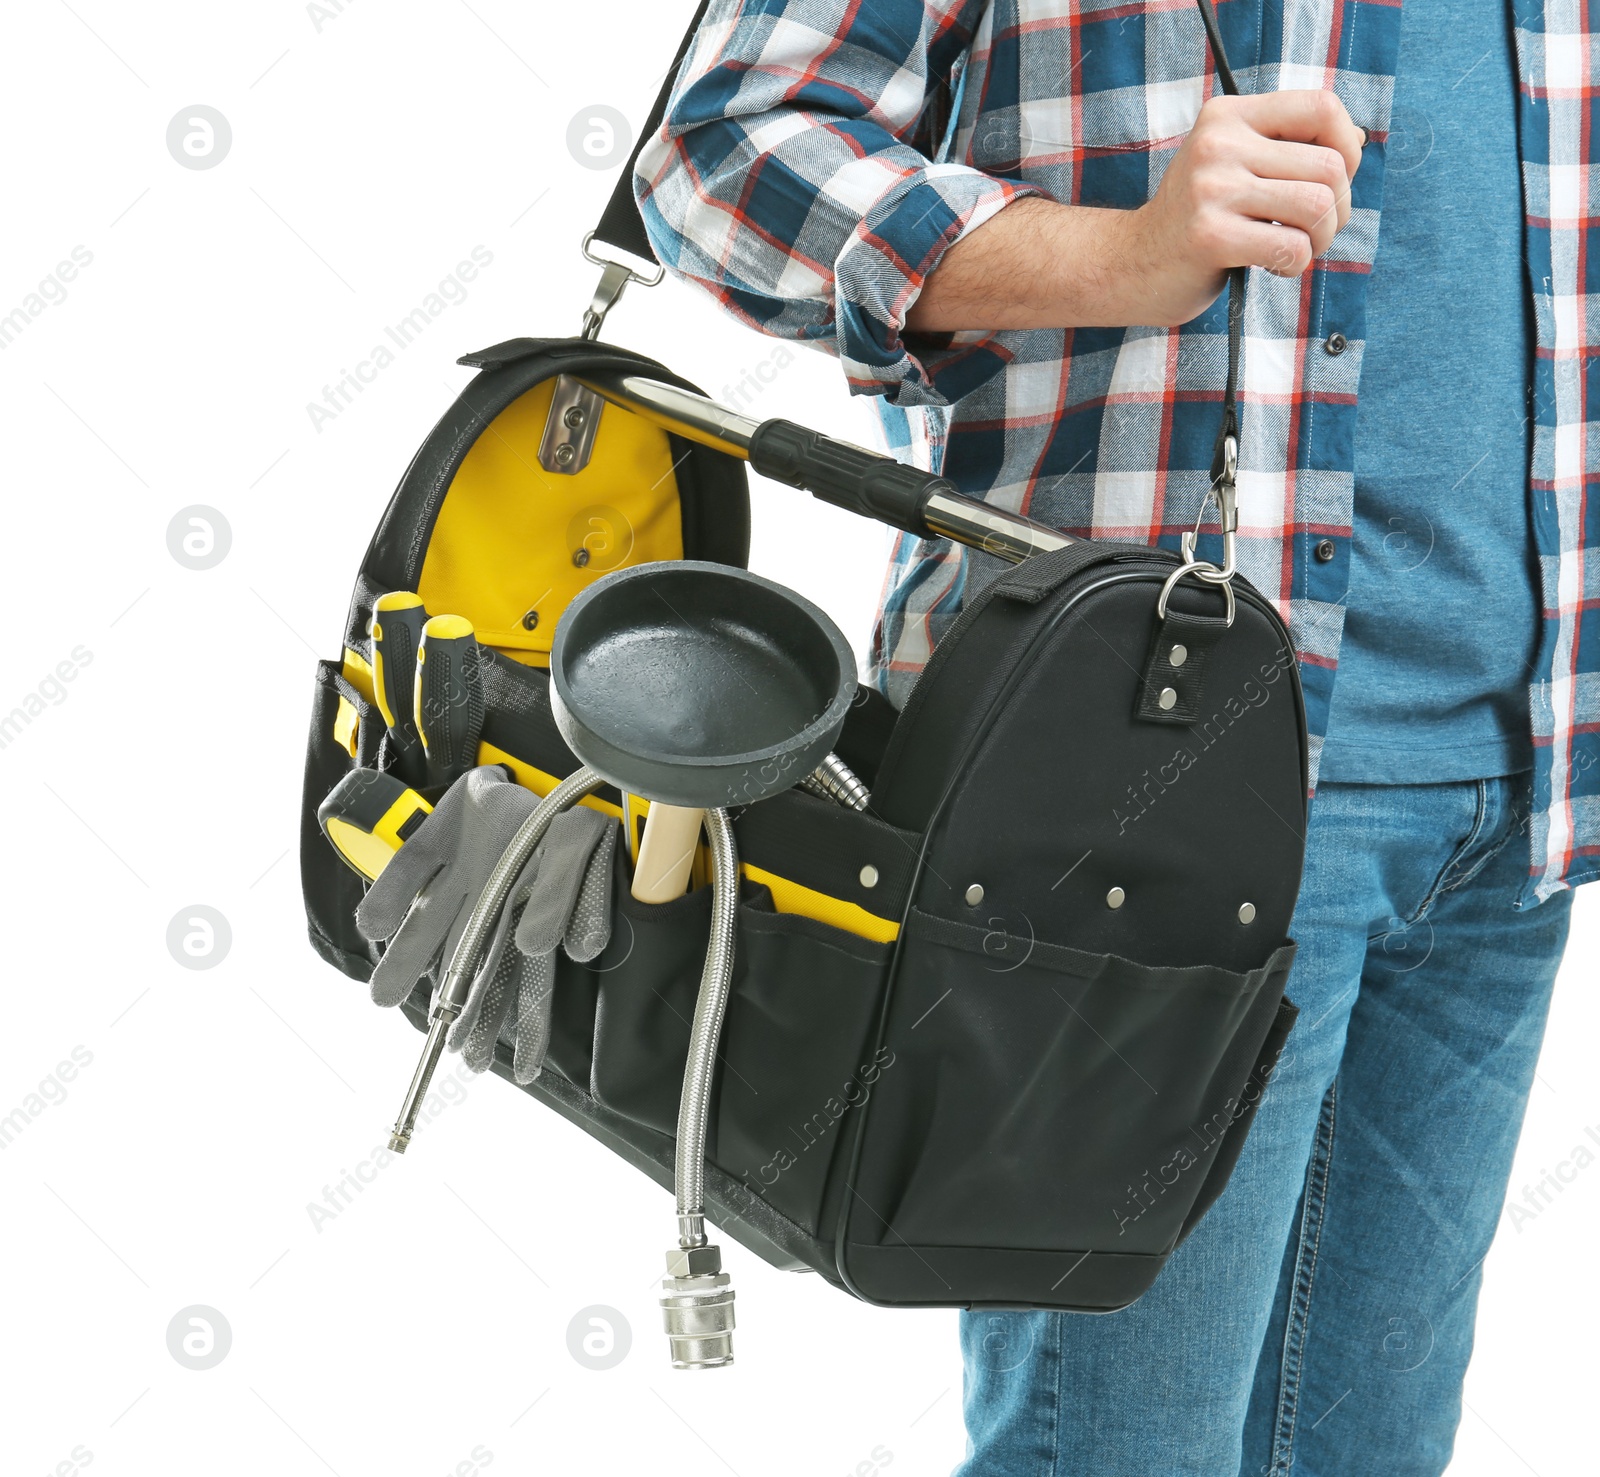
{"left": 417, "top": 377, "right": 684, "bottom": 667}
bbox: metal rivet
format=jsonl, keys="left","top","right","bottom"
{"left": 1169, "top": 644, "right": 1188, "bottom": 668}
{"left": 562, "top": 405, "right": 586, "bottom": 429}
{"left": 964, "top": 883, "right": 984, "bottom": 906}
{"left": 572, "top": 547, "right": 591, "bottom": 568}
{"left": 553, "top": 442, "right": 576, "bottom": 466}
{"left": 859, "top": 865, "right": 879, "bottom": 889}
{"left": 1158, "top": 687, "right": 1178, "bottom": 711}
{"left": 1106, "top": 886, "right": 1126, "bottom": 909}
{"left": 521, "top": 609, "right": 540, "bottom": 631}
{"left": 1239, "top": 902, "right": 1257, "bottom": 925}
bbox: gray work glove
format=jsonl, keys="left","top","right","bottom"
{"left": 354, "top": 766, "right": 539, "bottom": 1008}
{"left": 449, "top": 805, "right": 617, "bottom": 1083}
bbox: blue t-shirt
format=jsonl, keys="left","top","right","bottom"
{"left": 1317, "top": 0, "right": 1540, "bottom": 783}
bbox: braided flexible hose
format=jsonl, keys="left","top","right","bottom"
{"left": 673, "top": 806, "right": 739, "bottom": 1246}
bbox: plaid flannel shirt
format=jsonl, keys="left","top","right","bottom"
{"left": 633, "top": 0, "right": 1600, "bottom": 904}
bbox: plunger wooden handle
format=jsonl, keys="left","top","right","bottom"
{"left": 632, "top": 803, "right": 706, "bottom": 902}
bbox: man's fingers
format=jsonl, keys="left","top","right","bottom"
{"left": 1234, "top": 90, "right": 1364, "bottom": 181}
{"left": 1233, "top": 220, "right": 1316, "bottom": 279}
{"left": 1236, "top": 178, "right": 1346, "bottom": 255}
{"left": 1241, "top": 143, "right": 1356, "bottom": 241}
{"left": 1246, "top": 136, "right": 1354, "bottom": 233}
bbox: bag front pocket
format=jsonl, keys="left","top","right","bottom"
{"left": 588, "top": 881, "right": 890, "bottom": 1237}
{"left": 707, "top": 908, "right": 891, "bottom": 1237}
{"left": 847, "top": 909, "right": 1295, "bottom": 1259}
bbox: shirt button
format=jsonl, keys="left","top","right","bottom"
{"left": 1315, "top": 539, "right": 1337, "bottom": 562}
{"left": 1323, "top": 332, "right": 1348, "bottom": 356}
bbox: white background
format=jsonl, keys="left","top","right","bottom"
{"left": 1, "top": 4, "right": 1594, "bottom": 1474}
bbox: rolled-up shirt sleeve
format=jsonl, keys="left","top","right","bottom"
{"left": 632, "top": 0, "right": 1049, "bottom": 408}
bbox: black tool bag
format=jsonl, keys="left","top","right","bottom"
{"left": 300, "top": 0, "right": 1306, "bottom": 1312}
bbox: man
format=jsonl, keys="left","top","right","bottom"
{"left": 634, "top": 1, "right": 1598, "bottom": 1470}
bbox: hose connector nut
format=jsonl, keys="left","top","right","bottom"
{"left": 665, "top": 1245, "right": 724, "bottom": 1278}
{"left": 660, "top": 1245, "right": 735, "bottom": 1369}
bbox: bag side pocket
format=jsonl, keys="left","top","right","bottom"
{"left": 1177, "top": 992, "right": 1299, "bottom": 1241}
{"left": 848, "top": 909, "right": 1295, "bottom": 1258}
{"left": 301, "top": 659, "right": 381, "bottom": 981}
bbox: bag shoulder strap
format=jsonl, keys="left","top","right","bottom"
{"left": 589, "top": 0, "right": 711, "bottom": 265}
{"left": 1194, "top": 0, "right": 1245, "bottom": 490}
{"left": 587, "top": 0, "right": 1245, "bottom": 544}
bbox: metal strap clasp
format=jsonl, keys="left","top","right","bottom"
{"left": 580, "top": 230, "right": 665, "bottom": 340}
{"left": 1160, "top": 434, "right": 1238, "bottom": 625}
{"left": 1181, "top": 433, "right": 1238, "bottom": 579}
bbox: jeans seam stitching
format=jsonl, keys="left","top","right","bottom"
{"left": 1271, "top": 1082, "right": 1337, "bottom": 1474}
{"left": 1273, "top": 1182, "right": 1316, "bottom": 1465}
{"left": 1048, "top": 1307, "right": 1062, "bottom": 1477}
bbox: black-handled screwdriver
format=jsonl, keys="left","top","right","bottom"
{"left": 415, "top": 614, "right": 486, "bottom": 795}
{"left": 370, "top": 591, "right": 429, "bottom": 785}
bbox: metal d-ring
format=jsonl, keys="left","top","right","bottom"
{"left": 1157, "top": 559, "right": 1237, "bottom": 626}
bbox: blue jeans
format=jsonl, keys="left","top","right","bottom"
{"left": 955, "top": 777, "right": 1573, "bottom": 1476}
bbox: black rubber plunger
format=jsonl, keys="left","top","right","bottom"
{"left": 549, "top": 561, "right": 857, "bottom": 808}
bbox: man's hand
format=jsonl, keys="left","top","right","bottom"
{"left": 1118, "top": 91, "right": 1365, "bottom": 325}
{"left": 903, "top": 90, "right": 1364, "bottom": 333}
